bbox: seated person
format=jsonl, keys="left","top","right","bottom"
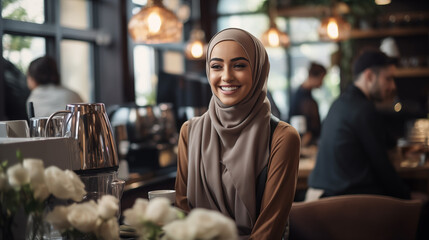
{"left": 26, "top": 56, "right": 83, "bottom": 117}
{"left": 175, "top": 28, "right": 300, "bottom": 240}
{"left": 2, "top": 58, "right": 30, "bottom": 120}
{"left": 308, "top": 49, "right": 410, "bottom": 199}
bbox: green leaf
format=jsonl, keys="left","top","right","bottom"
{"left": 16, "top": 149, "right": 22, "bottom": 162}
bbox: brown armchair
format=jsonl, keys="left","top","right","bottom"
{"left": 289, "top": 194, "right": 422, "bottom": 240}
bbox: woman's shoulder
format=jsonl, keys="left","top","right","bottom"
{"left": 180, "top": 121, "right": 190, "bottom": 132}
{"left": 272, "top": 121, "right": 301, "bottom": 144}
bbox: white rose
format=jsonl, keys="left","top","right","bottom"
{"left": 144, "top": 197, "right": 177, "bottom": 225}
{"left": 123, "top": 198, "right": 148, "bottom": 227}
{"left": 97, "top": 195, "right": 119, "bottom": 219}
{"left": 23, "top": 159, "right": 49, "bottom": 200}
{"left": 186, "top": 209, "right": 238, "bottom": 240}
{"left": 215, "top": 213, "right": 239, "bottom": 240}
{"left": 0, "top": 171, "right": 8, "bottom": 191}
{"left": 64, "top": 170, "right": 86, "bottom": 201}
{"left": 162, "top": 220, "right": 196, "bottom": 240}
{"left": 23, "top": 158, "right": 45, "bottom": 184}
{"left": 7, "top": 163, "right": 29, "bottom": 188}
{"left": 33, "top": 183, "right": 50, "bottom": 201}
{"left": 95, "top": 218, "right": 120, "bottom": 240}
{"left": 67, "top": 201, "right": 99, "bottom": 233}
{"left": 45, "top": 166, "right": 75, "bottom": 200}
{"left": 46, "top": 206, "right": 71, "bottom": 230}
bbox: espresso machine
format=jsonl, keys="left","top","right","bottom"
{"left": 108, "top": 103, "right": 178, "bottom": 175}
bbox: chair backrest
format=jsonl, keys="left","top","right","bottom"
{"left": 289, "top": 194, "right": 422, "bottom": 240}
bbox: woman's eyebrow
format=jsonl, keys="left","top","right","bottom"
{"left": 210, "top": 57, "right": 223, "bottom": 63}
{"left": 209, "top": 57, "right": 249, "bottom": 63}
{"left": 231, "top": 57, "right": 249, "bottom": 63}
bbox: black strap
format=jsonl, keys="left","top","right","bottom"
{"left": 255, "top": 114, "right": 279, "bottom": 216}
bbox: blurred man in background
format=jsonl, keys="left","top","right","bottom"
{"left": 289, "top": 62, "right": 326, "bottom": 146}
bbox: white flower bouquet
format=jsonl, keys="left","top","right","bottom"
{"left": 123, "top": 197, "right": 238, "bottom": 240}
{"left": 0, "top": 156, "right": 88, "bottom": 240}
{"left": 46, "top": 195, "right": 120, "bottom": 240}
{"left": 0, "top": 152, "right": 119, "bottom": 240}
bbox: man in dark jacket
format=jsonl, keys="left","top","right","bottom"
{"left": 308, "top": 49, "right": 410, "bottom": 199}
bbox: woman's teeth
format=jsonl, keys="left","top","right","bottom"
{"left": 220, "top": 86, "right": 239, "bottom": 91}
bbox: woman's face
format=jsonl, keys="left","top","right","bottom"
{"left": 209, "top": 40, "right": 253, "bottom": 106}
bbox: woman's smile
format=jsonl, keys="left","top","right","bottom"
{"left": 219, "top": 85, "right": 241, "bottom": 94}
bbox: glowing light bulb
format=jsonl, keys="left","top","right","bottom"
{"left": 191, "top": 41, "right": 204, "bottom": 59}
{"left": 327, "top": 19, "right": 339, "bottom": 39}
{"left": 268, "top": 29, "right": 280, "bottom": 47}
{"left": 375, "top": 0, "right": 391, "bottom": 5}
{"left": 148, "top": 12, "right": 162, "bottom": 33}
{"left": 394, "top": 102, "right": 402, "bottom": 112}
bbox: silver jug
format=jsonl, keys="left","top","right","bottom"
{"left": 46, "top": 103, "right": 118, "bottom": 171}
{"left": 30, "top": 116, "right": 64, "bottom": 137}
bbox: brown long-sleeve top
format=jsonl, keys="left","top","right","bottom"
{"left": 175, "top": 121, "right": 300, "bottom": 240}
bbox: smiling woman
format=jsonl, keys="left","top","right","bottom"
{"left": 209, "top": 41, "right": 253, "bottom": 106}
{"left": 175, "top": 28, "right": 300, "bottom": 240}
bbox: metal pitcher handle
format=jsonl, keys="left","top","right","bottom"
{"left": 45, "top": 110, "right": 70, "bottom": 137}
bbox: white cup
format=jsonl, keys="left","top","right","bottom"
{"left": 148, "top": 190, "right": 176, "bottom": 205}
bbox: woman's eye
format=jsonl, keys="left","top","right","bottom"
{"left": 211, "top": 64, "right": 222, "bottom": 70}
{"left": 234, "top": 63, "right": 247, "bottom": 69}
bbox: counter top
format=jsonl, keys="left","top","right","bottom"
{"left": 297, "top": 146, "right": 429, "bottom": 194}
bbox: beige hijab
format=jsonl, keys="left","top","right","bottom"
{"left": 187, "top": 28, "right": 271, "bottom": 236}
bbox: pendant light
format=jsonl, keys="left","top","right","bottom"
{"left": 185, "top": 25, "right": 207, "bottom": 60}
{"left": 318, "top": 2, "right": 351, "bottom": 41}
{"left": 375, "top": 0, "right": 391, "bottom": 5}
{"left": 261, "top": 0, "right": 290, "bottom": 48}
{"left": 128, "top": 0, "right": 183, "bottom": 44}
{"left": 184, "top": 0, "right": 207, "bottom": 60}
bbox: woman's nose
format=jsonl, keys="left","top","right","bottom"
{"left": 221, "top": 67, "right": 233, "bottom": 82}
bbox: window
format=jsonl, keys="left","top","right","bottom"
{"left": 289, "top": 43, "right": 340, "bottom": 120}
{"left": 1, "top": 0, "right": 45, "bottom": 24}
{"left": 134, "top": 45, "right": 156, "bottom": 105}
{"left": 60, "top": 40, "right": 92, "bottom": 102}
{"left": 60, "top": 0, "right": 90, "bottom": 29}
{"left": 217, "top": 0, "right": 264, "bottom": 14}
{"left": 0, "top": 0, "right": 109, "bottom": 120}
{"left": 2, "top": 34, "right": 46, "bottom": 72}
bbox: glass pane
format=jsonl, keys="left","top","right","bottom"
{"left": 134, "top": 45, "right": 156, "bottom": 106}
{"left": 266, "top": 48, "right": 288, "bottom": 120}
{"left": 218, "top": 0, "right": 264, "bottom": 14}
{"left": 2, "top": 34, "right": 46, "bottom": 73}
{"left": 60, "top": 40, "right": 92, "bottom": 102}
{"left": 1, "top": 0, "right": 44, "bottom": 23}
{"left": 289, "top": 17, "right": 321, "bottom": 42}
{"left": 289, "top": 43, "right": 340, "bottom": 120}
{"left": 60, "top": 0, "right": 90, "bottom": 29}
{"left": 217, "top": 14, "right": 269, "bottom": 39}
{"left": 132, "top": 0, "right": 147, "bottom": 5}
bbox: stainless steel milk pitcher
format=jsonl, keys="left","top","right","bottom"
{"left": 46, "top": 103, "right": 118, "bottom": 171}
